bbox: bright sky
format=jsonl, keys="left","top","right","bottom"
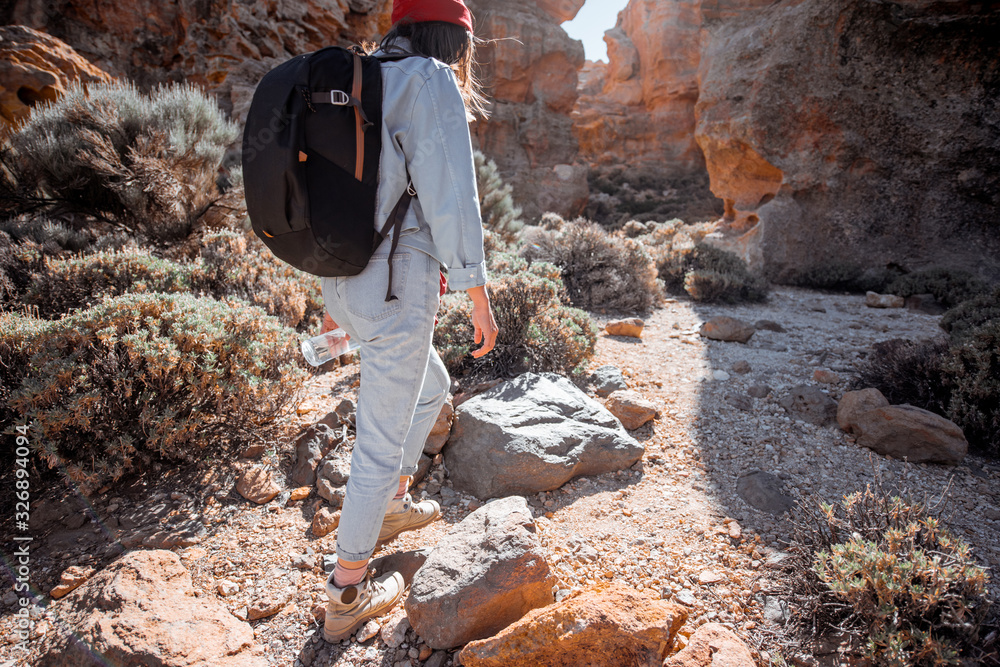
{"left": 562, "top": 0, "right": 631, "bottom": 63}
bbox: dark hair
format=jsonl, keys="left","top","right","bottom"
{"left": 380, "top": 20, "right": 489, "bottom": 120}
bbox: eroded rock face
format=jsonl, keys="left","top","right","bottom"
{"left": 466, "top": 0, "right": 588, "bottom": 219}
{"left": 3, "top": 0, "right": 392, "bottom": 121}
{"left": 695, "top": 0, "right": 1000, "bottom": 280}
{"left": 0, "top": 25, "right": 110, "bottom": 130}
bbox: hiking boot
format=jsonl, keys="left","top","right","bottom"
{"left": 377, "top": 494, "right": 441, "bottom": 547}
{"left": 323, "top": 569, "right": 404, "bottom": 642}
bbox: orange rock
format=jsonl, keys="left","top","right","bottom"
{"left": 459, "top": 583, "right": 687, "bottom": 667}
{"left": 606, "top": 318, "right": 644, "bottom": 338}
{"left": 311, "top": 507, "right": 340, "bottom": 537}
{"left": 49, "top": 565, "right": 95, "bottom": 599}
{"left": 606, "top": 390, "right": 658, "bottom": 430}
{"left": 663, "top": 623, "right": 755, "bottom": 667}
{"left": 0, "top": 26, "right": 110, "bottom": 131}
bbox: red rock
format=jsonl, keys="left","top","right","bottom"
{"left": 311, "top": 507, "right": 340, "bottom": 538}
{"left": 235, "top": 465, "right": 281, "bottom": 504}
{"left": 606, "top": 390, "right": 658, "bottom": 430}
{"left": 606, "top": 317, "right": 644, "bottom": 338}
{"left": 663, "top": 622, "right": 755, "bottom": 667}
{"left": 853, "top": 405, "right": 967, "bottom": 465}
{"left": 49, "top": 565, "right": 94, "bottom": 599}
{"left": 424, "top": 396, "right": 454, "bottom": 456}
{"left": 698, "top": 317, "right": 755, "bottom": 343}
{"left": 837, "top": 388, "right": 890, "bottom": 433}
{"left": 812, "top": 369, "right": 840, "bottom": 384}
{"left": 459, "top": 583, "right": 687, "bottom": 667}
{"left": 0, "top": 25, "right": 110, "bottom": 131}
{"left": 36, "top": 550, "right": 268, "bottom": 667}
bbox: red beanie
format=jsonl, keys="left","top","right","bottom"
{"left": 391, "top": 0, "right": 473, "bottom": 33}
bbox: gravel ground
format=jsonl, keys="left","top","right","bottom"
{"left": 2, "top": 286, "right": 997, "bottom": 667}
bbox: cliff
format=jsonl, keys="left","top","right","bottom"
{"left": 465, "top": 0, "right": 589, "bottom": 219}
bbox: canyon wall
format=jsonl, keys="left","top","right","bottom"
{"left": 576, "top": 0, "right": 1000, "bottom": 280}
{"left": 696, "top": 0, "right": 1000, "bottom": 280}
{"left": 465, "top": 0, "right": 589, "bottom": 219}
{"left": 0, "top": 0, "right": 393, "bottom": 120}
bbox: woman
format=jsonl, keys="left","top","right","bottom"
{"left": 319, "top": 0, "right": 499, "bottom": 642}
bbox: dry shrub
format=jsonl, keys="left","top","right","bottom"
{"left": 888, "top": 268, "right": 990, "bottom": 307}
{"left": 1, "top": 293, "right": 306, "bottom": 494}
{"left": 791, "top": 482, "right": 992, "bottom": 666}
{"left": 520, "top": 219, "right": 661, "bottom": 313}
{"left": 0, "top": 81, "right": 238, "bottom": 245}
{"left": 475, "top": 151, "right": 523, "bottom": 245}
{"left": 434, "top": 256, "right": 597, "bottom": 381}
{"left": 942, "top": 320, "right": 1000, "bottom": 457}
{"left": 24, "top": 248, "right": 193, "bottom": 317}
{"left": 940, "top": 286, "right": 1000, "bottom": 341}
{"left": 787, "top": 262, "right": 897, "bottom": 294}
{"left": 853, "top": 338, "right": 952, "bottom": 416}
{"left": 657, "top": 242, "right": 768, "bottom": 303}
{"left": 188, "top": 229, "right": 324, "bottom": 331}
{"left": 0, "top": 216, "right": 90, "bottom": 254}
{"left": 0, "top": 231, "right": 44, "bottom": 306}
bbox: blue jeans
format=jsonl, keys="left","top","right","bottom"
{"left": 320, "top": 245, "right": 450, "bottom": 562}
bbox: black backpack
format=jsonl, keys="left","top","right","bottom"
{"left": 242, "top": 46, "right": 414, "bottom": 301}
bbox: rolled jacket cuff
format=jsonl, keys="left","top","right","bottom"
{"left": 445, "top": 261, "right": 488, "bottom": 291}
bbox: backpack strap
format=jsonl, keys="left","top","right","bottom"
{"left": 378, "top": 181, "right": 417, "bottom": 302}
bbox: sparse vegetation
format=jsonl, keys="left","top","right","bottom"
{"left": 658, "top": 242, "right": 769, "bottom": 304}
{"left": 888, "top": 268, "right": 990, "bottom": 308}
{"left": 0, "top": 80, "right": 239, "bottom": 246}
{"left": 791, "top": 483, "right": 992, "bottom": 666}
{"left": 1, "top": 294, "right": 306, "bottom": 494}
{"left": 786, "top": 262, "right": 897, "bottom": 294}
{"left": 940, "top": 286, "right": 1000, "bottom": 341}
{"left": 475, "top": 151, "right": 523, "bottom": 244}
{"left": 434, "top": 252, "right": 597, "bottom": 381}
{"left": 520, "top": 218, "right": 662, "bottom": 313}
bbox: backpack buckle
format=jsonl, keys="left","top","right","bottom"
{"left": 312, "top": 90, "right": 351, "bottom": 106}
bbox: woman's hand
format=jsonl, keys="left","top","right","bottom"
{"left": 466, "top": 285, "right": 498, "bottom": 358}
{"left": 320, "top": 311, "right": 337, "bottom": 334}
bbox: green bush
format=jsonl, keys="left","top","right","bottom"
{"left": 940, "top": 286, "right": 1000, "bottom": 341}
{"left": 1, "top": 293, "right": 306, "bottom": 494}
{"left": 520, "top": 219, "right": 661, "bottom": 313}
{"left": 475, "top": 151, "right": 523, "bottom": 245}
{"left": 942, "top": 321, "right": 1000, "bottom": 457}
{"left": 887, "top": 269, "right": 990, "bottom": 308}
{"left": 188, "top": 229, "right": 324, "bottom": 331}
{"left": 434, "top": 255, "right": 598, "bottom": 381}
{"left": 657, "top": 242, "right": 768, "bottom": 303}
{"left": 24, "top": 248, "right": 193, "bottom": 318}
{"left": 795, "top": 486, "right": 991, "bottom": 666}
{"left": 0, "top": 80, "right": 238, "bottom": 245}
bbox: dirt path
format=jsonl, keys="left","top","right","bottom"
{"left": 2, "top": 287, "right": 998, "bottom": 667}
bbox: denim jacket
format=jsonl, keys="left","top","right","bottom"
{"left": 373, "top": 38, "right": 488, "bottom": 291}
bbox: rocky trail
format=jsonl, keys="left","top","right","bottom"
{"left": 2, "top": 286, "right": 998, "bottom": 667}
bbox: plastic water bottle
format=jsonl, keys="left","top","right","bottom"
{"left": 301, "top": 329, "right": 359, "bottom": 367}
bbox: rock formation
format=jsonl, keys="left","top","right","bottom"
{"left": 0, "top": 25, "right": 110, "bottom": 131}
{"left": 695, "top": 0, "right": 1000, "bottom": 281}
{"left": 465, "top": 0, "right": 589, "bottom": 219}
{"left": 1, "top": 0, "right": 392, "bottom": 120}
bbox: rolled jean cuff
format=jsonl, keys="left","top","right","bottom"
{"left": 336, "top": 543, "right": 376, "bottom": 562}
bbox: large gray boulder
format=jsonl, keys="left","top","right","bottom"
{"left": 405, "top": 496, "right": 556, "bottom": 650}
{"left": 444, "top": 373, "right": 644, "bottom": 499}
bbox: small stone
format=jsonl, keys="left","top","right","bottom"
{"left": 318, "top": 457, "right": 351, "bottom": 486}
{"left": 235, "top": 466, "right": 281, "bottom": 504}
{"left": 590, "top": 365, "right": 628, "bottom": 397}
{"left": 812, "top": 369, "right": 840, "bottom": 384}
{"left": 356, "top": 619, "right": 381, "bottom": 643}
{"left": 311, "top": 508, "right": 340, "bottom": 537}
{"left": 754, "top": 320, "right": 786, "bottom": 333}
{"left": 424, "top": 397, "right": 455, "bottom": 456}
{"left": 288, "top": 487, "right": 312, "bottom": 502}
{"left": 728, "top": 522, "right": 742, "bottom": 540}
{"left": 606, "top": 390, "right": 658, "bottom": 430}
{"left": 217, "top": 580, "right": 240, "bottom": 597}
{"left": 736, "top": 471, "right": 795, "bottom": 515}
{"left": 905, "top": 293, "right": 946, "bottom": 315}
{"left": 837, "top": 388, "right": 890, "bottom": 433}
{"left": 698, "top": 570, "right": 724, "bottom": 585}
{"left": 316, "top": 478, "right": 345, "bottom": 508}
{"left": 334, "top": 398, "right": 356, "bottom": 423}
{"left": 291, "top": 554, "right": 315, "bottom": 570}
{"left": 605, "top": 318, "right": 644, "bottom": 338}
{"left": 732, "top": 360, "right": 752, "bottom": 374}
{"left": 418, "top": 645, "right": 433, "bottom": 661}
{"left": 50, "top": 565, "right": 95, "bottom": 599}
{"left": 865, "top": 291, "right": 905, "bottom": 308}
{"left": 724, "top": 394, "right": 752, "bottom": 411}
{"left": 713, "top": 370, "right": 730, "bottom": 381}
{"left": 747, "top": 384, "right": 771, "bottom": 399}
{"left": 778, "top": 385, "right": 838, "bottom": 427}
{"left": 239, "top": 443, "right": 267, "bottom": 459}
{"left": 380, "top": 607, "right": 410, "bottom": 648}
{"left": 664, "top": 623, "right": 756, "bottom": 667}
{"left": 675, "top": 590, "right": 697, "bottom": 606}
{"left": 248, "top": 594, "right": 288, "bottom": 620}
{"left": 699, "top": 316, "right": 755, "bottom": 343}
